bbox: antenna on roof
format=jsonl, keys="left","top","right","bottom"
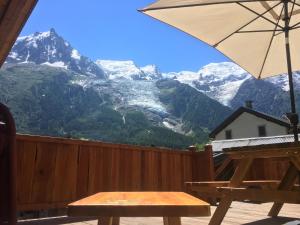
{"left": 245, "top": 100, "right": 253, "bottom": 109}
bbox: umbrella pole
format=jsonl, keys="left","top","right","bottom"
{"left": 284, "top": 0, "right": 299, "bottom": 142}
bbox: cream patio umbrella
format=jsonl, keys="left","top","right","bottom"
{"left": 140, "top": 0, "right": 300, "bottom": 142}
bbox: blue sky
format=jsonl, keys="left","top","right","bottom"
{"left": 21, "top": 0, "right": 228, "bottom": 72}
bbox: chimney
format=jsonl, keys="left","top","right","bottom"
{"left": 245, "top": 100, "right": 253, "bottom": 109}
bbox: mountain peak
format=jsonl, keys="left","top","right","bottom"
{"left": 50, "top": 27, "right": 56, "bottom": 34}
{"left": 199, "top": 62, "right": 247, "bottom": 80}
{"left": 7, "top": 29, "right": 106, "bottom": 78}
{"left": 18, "top": 28, "right": 59, "bottom": 43}
{"left": 140, "top": 64, "right": 162, "bottom": 80}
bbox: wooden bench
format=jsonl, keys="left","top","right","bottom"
{"left": 186, "top": 180, "right": 281, "bottom": 202}
{"left": 216, "top": 187, "right": 300, "bottom": 203}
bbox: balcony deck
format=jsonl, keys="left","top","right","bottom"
{"left": 18, "top": 201, "right": 300, "bottom": 225}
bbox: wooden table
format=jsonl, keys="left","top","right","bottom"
{"left": 209, "top": 142, "right": 300, "bottom": 225}
{"left": 68, "top": 192, "right": 211, "bottom": 225}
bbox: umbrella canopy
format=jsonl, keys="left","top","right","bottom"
{"left": 140, "top": 0, "right": 300, "bottom": 141}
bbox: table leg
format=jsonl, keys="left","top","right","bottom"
{"left": 268, "top": 163, "right": 299, "bottom": 217}
{"left": 112, "top": 217, "right": 120, "bottom": 225}
{"left": 291, "top": 157, "right": 300, "bottom": 186}
{"left": 229, "top": 158, "right": 254, "bottom": 187}
{"left": 291, "top": 157, "right": 300, "bottom": 170}
{"left": 98, "top": 217, "right": 113, "bottom": 225}
{"left": 209, "top": 158, "right": 253, "bottom": 225}
{"left": 208, "top": 195, "right": 232, "bottom": 225}
{"left": 163, "top": 217, "right": 181, "bottom": 225}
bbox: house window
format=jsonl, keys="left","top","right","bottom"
{"left": 225, "top": 130, "right": 232, "bottom": 139}
{"left": 258, "top": 125, "right": 266, "bottom": 137}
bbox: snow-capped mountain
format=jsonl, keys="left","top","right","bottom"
{"left": 96, "top": 60, "right": 162, "bottom": 80}
{"left": 5, "top": 28, "right": 300, "bottom": 134}
{"left": 6, "top": 28, "right": 106, "bottom": 78}
{"left": 165, "top": 62, "right": 300, "bottom": 107}
{"left": 266, "top": 72, "right": 300, "bottom": 92}
{"left": 8, "top": 28, "right": 300, "bottom": 109}
{"left": 164, "top": 62, "right": 251, "bottom": 106}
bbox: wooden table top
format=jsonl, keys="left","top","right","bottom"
{"left": 68, "top": 192, "right": 210, "bottom": 217}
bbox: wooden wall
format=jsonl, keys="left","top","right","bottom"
{"left": 16, "top": 135, "right": 214, "bottom": 212}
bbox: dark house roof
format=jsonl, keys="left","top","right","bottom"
{"left": 209, "top": 107, "right": 290, "bottom": 138}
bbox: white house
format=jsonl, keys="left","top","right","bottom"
{"left": 209, "top": 103, "right": 290, "bottom": 141}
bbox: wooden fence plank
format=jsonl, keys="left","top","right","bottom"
{"left": 110, "top": 147, "right": 120, "bottom": 191}
{"left": 76, "top": 145, "right": 89, "bottom": 199}
{"left": 16, "top": 141, "right": 37, "bottom": 205}
{"left": 30, "top": 142, "right": 58, "bottom": 205}
{"left": 52, "top": 144, "right": 78, "bottom": 203}
{"left": 88, "top": 146, "right": 104, "bottom": 195}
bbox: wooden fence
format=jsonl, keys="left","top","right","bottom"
{"left": 16, "top": 135, "right": 214, "bottom": 212}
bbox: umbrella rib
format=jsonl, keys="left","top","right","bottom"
{"left": 237, "top": 29, "right": 283, "bottom": 33}
{"left": 291, "top": 20, "right": 300, "bottom": 28}
{"left": 260, "top": 1, "right": 279, "bottom": 20}
{"left": 258, "top": 4, "right": 285, "bottom": 78}
{"left": 213, "top": 1, "right": 282, "bottom": 47}
{"left": 274, "top": 30, "right": 284, "bottom": 36}
{"left": 288, "top": 0, "right": 296, "bottom": 25}
{"left": 291, "top": 21, "right": 300, "bottom": 27}
{"left": 139, "top": 0, "right": 278, "bottom": 12}
{"left": 291, "top": 1, "right": 300, "bottom": 9}
{"left": 291, "top": 25, "right": 300, "bottom": 29}
{"left": 237, "top": 2, "right": 284, "bottom": 29}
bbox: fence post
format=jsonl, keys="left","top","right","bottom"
{"left": 187, "top": 145, "right": 196, "bottom": 152}
{"left": 204, "top": 144, "right": 215, "bottom": 181}
{"left": 188, "top": 145, "right": 215, "bottom": 182}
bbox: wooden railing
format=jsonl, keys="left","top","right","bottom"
{"left": 16, "top": 134, "right": 214, "bottom": 212}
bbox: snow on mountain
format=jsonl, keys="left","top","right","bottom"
{"left": 140, "top": 65, "right": 162, "bottom": 80}
{"left": 42, "top": 61, "right": 68, "bottom": 69}
{"left": 72, "top": 75, "right": 168, "bottom": 117}
{"left": 71, "top": 49, "right": 81, "bottom": 60}
{"left": 163, "top": 62, "right": 300, "bottom": 107}
{"left": 95, "top": 60, "right": 162, "bottom": 80}
{"left": 199, "top": 62, "right": 247, "bottom": 80}
{"left": 95, "top": 60, "right": 143, "bottom": 80}
{"left": 172, "top": 71, "right": 200, "bottom": 87}
{"left": 194, "top": 63, "right": 251, "bottom": 106}
{"left": 266, "top": 72, "right": 300, "bottom": 91}
{"left": 113, "top": 79, "right": 167, "bottom": 113}
{"left": 194, "top": 62, "right": 300, "bottom": 105}
{"left": 164, "top": 62, "right": 251, "bottom": 106}
{"left": 6, "top": 29, "right": 106, "bottom": 78}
